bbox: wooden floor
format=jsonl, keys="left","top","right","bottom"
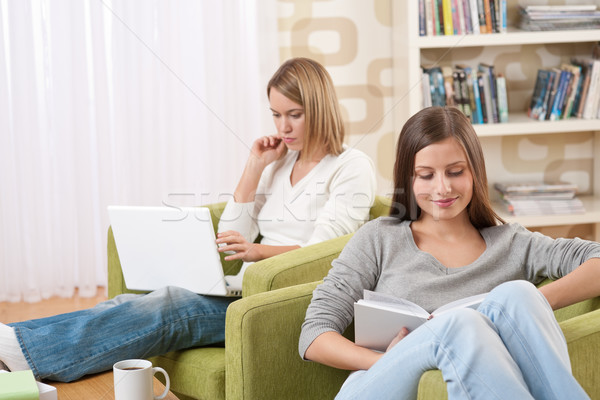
{"left": 1, "top": 287, "right": 108, "bottom": 324}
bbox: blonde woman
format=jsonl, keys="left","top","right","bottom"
{"left": 0, "top": 58, "right": 376, "bottom": 382}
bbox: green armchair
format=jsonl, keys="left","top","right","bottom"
{"left": 107, "top": 197, "right": 392, "bottom": 400}
{"left": 233, "top": 280, "right": 600, "bottom": 399}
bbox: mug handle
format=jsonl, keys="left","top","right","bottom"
{"left": 152, "top": 367, "right": 170, "bottom": 400}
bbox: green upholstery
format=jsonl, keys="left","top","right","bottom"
{"left": 107, "top": 196, "right": 391, "bottom": 400}
{"left": 226, "top": 280, "right": 600, "bottom": 400}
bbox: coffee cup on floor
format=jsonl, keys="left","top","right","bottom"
{"left": 113, "top": 359, "right": 170, "bottom": 400}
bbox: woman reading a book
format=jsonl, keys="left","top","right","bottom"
{"left": 0, "top": 57, "right": 377, "bottom": 382}
{"left": 300, "top": 106, "right": 600, "bottom": 399}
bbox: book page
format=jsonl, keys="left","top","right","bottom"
{"left": 432, "top": 292, "right": 488, "bottom": 316}
{"left": 363, "top": 290, "right": 428, "bottom": 316}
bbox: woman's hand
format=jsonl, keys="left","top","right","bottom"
{"left": 249, "top": 135, "right": 287, "bottom": 168}
{"left": 216, "top": 230, "right": 262, "bottom": 262}
{"left": 386, "top": 327, "right": 410, "bottom": 352}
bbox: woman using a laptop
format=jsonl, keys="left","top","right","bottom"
{"left": 0, "top": 57, "right": 377, "bottom": 382}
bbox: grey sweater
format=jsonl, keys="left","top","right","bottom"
{"left": 299, "top": 217, "right": 600, "bottom": 358}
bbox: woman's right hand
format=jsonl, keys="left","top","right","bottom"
{"left": 386, "top": 327, "right": 410, "bottom": 352}
{"left": 249, "top": 135, "right": 287, "bottom": 168}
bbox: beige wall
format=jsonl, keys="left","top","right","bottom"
{"left": 276, "top": 0, "right": 595, "bottom": 240}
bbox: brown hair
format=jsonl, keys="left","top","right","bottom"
{"left": 267, "top": 58, "right": 345, "bottom": 161}
{"left": 390, "top": 106, "right": 504, "bottom": 229}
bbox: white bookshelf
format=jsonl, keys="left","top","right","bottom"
{"left": 392, "top": 1, "right": 600, "bottom": 241}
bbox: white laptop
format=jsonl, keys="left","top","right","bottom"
{"left": 107, "top": 205, "right": 242, "bottom": 297}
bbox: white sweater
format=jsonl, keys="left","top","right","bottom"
{"left": 218, "top": 146, "right": 376, "bottom": 248}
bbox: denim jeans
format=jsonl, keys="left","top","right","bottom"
{"left": 9, "top": 286, "right": 236, "bottom": 382}
{"left": 336, "top": 280, "right": 589, "bottom": 400}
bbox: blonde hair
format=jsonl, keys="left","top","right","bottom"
{"left": 267, "top": 58, "right": 345, "bottom": 160}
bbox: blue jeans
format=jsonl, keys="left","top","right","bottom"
{"left": 336, "top": 281, "right": 589, "bottom": 400}
{"left": 9, "top": 286, "right": 236, "bottom": 382}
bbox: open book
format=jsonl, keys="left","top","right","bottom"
{"left": 354, "top": 290, "right": 487, "bottom": 352}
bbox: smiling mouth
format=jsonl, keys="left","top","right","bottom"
{"left": 432, "top": 198, "right": 457, "bottom": 207}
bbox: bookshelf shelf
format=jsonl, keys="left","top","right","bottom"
{"left": 416, "top": 28, "right": 600, "bottom": 49}
{"left": 474, "top": 113, "right": 600, "bottom": 137}
{"left": 393, "top": 1, "right": 600, "bottom": 238}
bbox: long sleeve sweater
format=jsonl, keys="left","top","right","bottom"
{"left": 299, "top": 217, "right": 600, "bottom": 358}
{"left": 218, "top": 145, "right": 376, "bottom": 247}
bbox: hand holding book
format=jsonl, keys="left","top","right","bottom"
{"left": 354, "top": 290, "right": 488, "bottom": 352}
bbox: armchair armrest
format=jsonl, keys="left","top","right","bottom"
{"left": 242, "top": 234, "right": 352, "bottom": 297}
{"left": 225, "top": 281, "right": 349, "bottom": 400}
{"left": 560, "top": 308, "right": 600, "bottom": 399}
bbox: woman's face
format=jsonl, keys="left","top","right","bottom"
{"left": 412, "top": 137, "right": 474, "bottom": 222}
{"left": 269, "top": 87, "right": 306, "bottom": 152}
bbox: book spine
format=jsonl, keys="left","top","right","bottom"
{"left": 496, "top": 73, "right": 509, "bottom": 123}
{"left": 539, "top": 70, "right": 556, "bottom": 120}
{"left": 478, "top": 71, "right": 493, "bottom": 123}
{"left": 425, "top": 0, "right": 434, "bottom": 36}
{"left": 452, "top": 70, "right": 464, "bottom": 112}
{"left": 462, "top": 0, "right": 473, "bottom": 34}
{"left": 471, "top": 69, "right": 484, "bottom": 124}
{"left": 499, "top": 0, "right": 507, "bottom": 32}
{"left": 437, "top": 0, "right": 445, "bottom": 35}
{"left": 483, "top": 0, "right": 493, "bottom": 33}
{"left": 458, "top": 69, "right": 472, "bottom": 120}
{"left": 451, "top": 0, "right": 460, "bottom": 34}
{"left": 469, "top": 0, "right": 481, "bottom": 34}
{"left": 528, "top": 70, "right": 549, "bottom": 120}
{"left": 543, "top": 69, "right": 561, "bottom": 121}
{"left": 549, "top": 70, "right": 570, "bottom": 121}
{"left": 421, "top": 70, "right": 432, "bottom": 107}
{"left": 489, "top": 0, "right": 498, "bottom": 33}
{"left": 432, "top": 0, "right": 441, "bottom": 35}
{"left": 443, "top": 0, "right": 454, "bottom": 35}
{"left": 456, "top": 0, "right": 466, "bottom": 34}
{"left": 477, "top": 0, "right": 487, "bottom": 33}
{"left": 583, "top": 60, "right": 600, "bottom": 119}
{"left": 480, "top": 63, "right": 499, "bottom": 123}
{"left": 419, "top": 0, "right": 427, "bottom": 36}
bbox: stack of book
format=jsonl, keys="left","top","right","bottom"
{"left": 422, "top": 62, "right": 508, "bottom": 124}
{"left": 494, "top": 181, "right": 585, "bottom": 216}
{"left": 519, "top": 5, "right": 600, "bottom": 31}
{"left": 528, "top": 50, "right": 600, "bottom": 121}
{"left": 418, "top": 0, "right": 507, "bottom": 36}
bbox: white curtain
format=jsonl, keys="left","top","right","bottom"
{"left": 0, "top": 0, "right": 279, "bottom": 302}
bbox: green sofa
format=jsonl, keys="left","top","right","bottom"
{"left": 107, "top": 197, "right": 391, "bottom": 400}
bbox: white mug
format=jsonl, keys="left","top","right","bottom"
{"left": 113, "top": 359, "right": 170, "bottom": 400}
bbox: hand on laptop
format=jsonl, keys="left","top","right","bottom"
{"left": 216, "top": 231, "right": 262, "bottom": 262}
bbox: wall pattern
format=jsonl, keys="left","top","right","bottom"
{"left": 277, "top": 0, "right": 595, "bottom": 240}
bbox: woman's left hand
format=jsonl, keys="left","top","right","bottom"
{"left": 385, "top": 327, "right": 410, "bottom": 352}
{"left": 216, "top": 230, "right": 262, "bottom": 262}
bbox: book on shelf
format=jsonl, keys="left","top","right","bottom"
{"left": 527, "top": 59, "right": 600, "bottom": 122}
{"left": 419, "top": 0, "right": 506, "bottom": 36}
{"left": 519, "top": 5, "right": 600, "bottom": 31}
{"left": 494, "top": 181, "right": 585, "bottom": 216}
{"left": 499, "top": 198, "right": 586, "bottom": 216}
{"left": 354, "top": 290, "right": 487, "bottom": 352}
{"left": 420, "top": 62, "right": 507, "bottom": 124}
{"left": 494, "top": 181, "right": 578, "bottom": 197}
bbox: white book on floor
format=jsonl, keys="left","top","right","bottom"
{"left": 354, "top": 290, "right": 487, "bottom": 352}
